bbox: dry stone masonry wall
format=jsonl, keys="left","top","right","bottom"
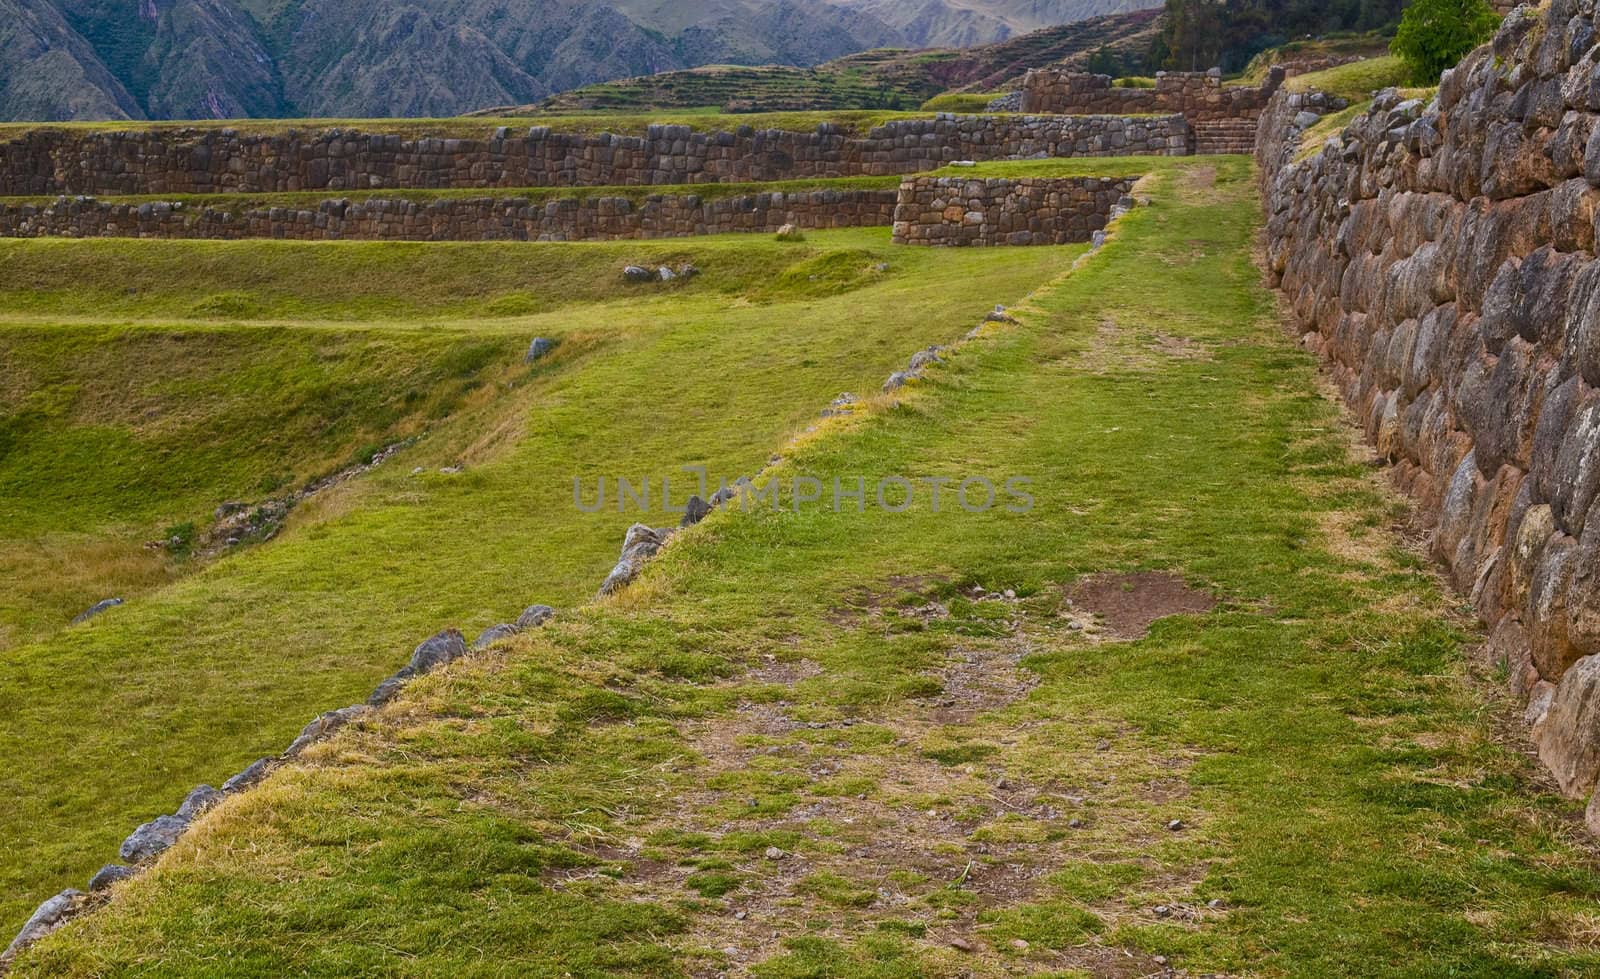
{"left": 1019, "top": 67, "right": 1286, "bottom": 155}
{"left": 0, "top": 114, "right": 1189, "bottom": 197}
{"left": 892, "top": 175, "right": 1136, "bottom": 246}
{"left": 1257, "top": 1, "right": 1600, "bottom": 831}
{"left": 0, "top": 188, "right": 899, "bottom": 242}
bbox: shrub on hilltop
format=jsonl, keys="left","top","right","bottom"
{"left": 1390, "top": 0, "right": 1500, "bottom": 84}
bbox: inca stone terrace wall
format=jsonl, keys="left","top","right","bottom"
{"left": 0, "top": 114, "right": 1189, "bottom": 197}
{"left": 1019, "top": 67, "right": 1286, "bottom": 154}
{"left": 891, "top": 175, "right": 1135, "bottom": 245}
{"left": 1257, "top": 1, "right": 1600, "bottom": 831}
{"left": 0, "top": 187, "right": 899, "bottom": 242}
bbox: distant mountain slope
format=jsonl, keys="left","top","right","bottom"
{"left": 522, "top": 7, "right": 1161, "bottom": 114}
{"left": 836, "top": 0, "right": 1159, "bottom": 47}
{"left": 1, "top": 0, "right": 143, "bottom": 121}
{"left": 0, "top": 0, "right": 1157, "bottom": 121}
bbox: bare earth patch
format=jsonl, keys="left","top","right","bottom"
{"left": 1068, "top": 572, "right": 1217, "bottom": 639}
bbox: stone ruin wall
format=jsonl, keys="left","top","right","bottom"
{"left": 892, "top": 175, "right": 1135, "bottom": 246}
{"left": 1257, "top": 0, "right": 1600, "bottom": 830}
{"left": 0, "top": 187, "right": 899, "bottom": 242}
{"left": 1019, "top": 67, "right": 1287, "bottom": 155}
{"left": 0, "top": 114, "right": 1189, "bottom": 197}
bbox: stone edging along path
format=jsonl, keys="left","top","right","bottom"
{"left": 0, "top": 183, "right": 1149, "bottom": 970}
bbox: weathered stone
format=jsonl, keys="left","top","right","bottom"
{"left": 175, "top": 784, "right": 224, "bottom": 820}
{"left": 119, "top": 813, "right": 189, "bottom": 863}
{"left": 407, "top": 628, "right": 467, "bottom": 675}
{"left": 597, "top": 525, "right": 673, "bottom": 597}
{"left": 3, "top": 889, "right": 84, "bottom": 961}
{"left": 1536, "top": 653, "right": 1600, "bottom": 796}
{"left": 221, "top": 757, "right": 273, "bottom": 794}
{"left": 622, "top": 265, "right": 655, "bottom": 282}
{"left": 515, "top": 604, "right": 554, "bottom": 629}
{"left": 883, "top": 370, "right": 916, "bottom": 392}
{"left": 525, "top": 337, "right": 556, "bottom": 362}
{"left": 283, "top": 705, "right": 370, "bottom": 757}
{"left": 472, "top": 623, "right": 519, "bottom": 650}
{"left": 70, "top": 597, "right": 124, "bottom": 624}
{"left": 680, "top": 495, "right": 712, "bottom": 527}
{"left": 367, "top": 668, "right": 413, "bottom": 707}
{"left": 87, "top": 864, "right": 136, "bottom": 892}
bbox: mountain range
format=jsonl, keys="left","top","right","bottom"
{"left": 0, "top": 0, "right": 1160, "bottom": 121}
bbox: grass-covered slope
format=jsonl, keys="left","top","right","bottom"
{"left": 15, "top": 159, "right": 1600, "bottom": 975}
{"left": 0, "top": 321, "right": 516, "bottom": 649}
{"left": 0, "top": 227, "right": 1083, "bottom": 938}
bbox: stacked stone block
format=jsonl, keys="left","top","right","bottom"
{"left": 0, "top": 114, "right": 1189, "bottom": 197}
{"left": 891, "top": 175, "right": 1136, "bottom": 246}
{"left": 1018, "top": 67, "right": 1287, "bottom": 154}
{"left": 1256, "top": 0, "right": 1600, "bottom": 831}
{"left": 0, "top": 187, "right": 901, "bottom": 241}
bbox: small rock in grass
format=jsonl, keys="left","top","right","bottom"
{"left": 70, "top": 597, "right": 124, "bottom": 625}
{"left": 774, "top": 223, "right": 804, "bottom": 241}
{"left": 367, "top": 668, "right": 413, "bottom": 706}
{"left": 1095, "top": 739, "right": 1110, "bottom": 751}
{"left": 763, "top": 846, "right": 785, "bottom": 860}
{"left": 1010, "top": 938, "right": 1029, "bottom": 951}
{"left": 883, "top": 370, "right": 917, "bottom": 392}
{"left": 949, "top": 937, "right": 975, "bottom": 952}
{"left": 524, "top": 337, "right": 556, "bottom": 363}
{"left": 408, "top": 628, "right": 467, "bottom": 675}
{"left": 1154, "top": 904, "right": 1171, "bottom": 917}
{"left": 472, "top": 623, "right": 519, "bottom": 650}
{"left": 3, "top": 889, "right": 84, "bottom": 959}
{"left": 680, "top": 495, "right": 712, "bottom": 527}
{"left": 221, "top": 757, "right": 273, "bottom": 794}
{"left": 88, "top": 864, "right": 136, "bottom": 892}
{"left": 515, "top": 604, "right": 554, "bottom": 629}
{"left": 120, "top": 814, "right": 189, "bottom": 863}
{"left": 1068, "top": 818, "right": 1084, "bottom": 828}
{"left": 175, "top": 784, "right": 224, "bottom": 820}
{"left": 284, "top": 705, "right": 370, "bottom": 758}
{"left": 1153, "top": 954, "right": 1169, "bottom": 965}
{"left": 623, "top": 265, "right": 654, "bottom": 283}
{"left": 657, "top": 266, "right": 675, "bottom": 281}
{"left": 1207, "top": 898, "right": 1223, "bottom": 909}
{"left": 1167, "top": 818, "right": 1184, "bottom": 831}
{"left": 734, "top": 910, "right": 747, "bottom": 920}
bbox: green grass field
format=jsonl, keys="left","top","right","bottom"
{"left": 6, "top": 157, "right": 1599, "bottom": 976}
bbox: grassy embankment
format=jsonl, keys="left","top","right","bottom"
{"left": 0, "top": 223, "right": 1088, "bottom": 937}
{"left": 13, "top": 157, "right": 1600, "bottom": 976}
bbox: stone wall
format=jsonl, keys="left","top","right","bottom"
{"left": 1257, "top": 1, "right": 1600, "bottom": 831}
{"left": 1018, "top": 67, "right": 1286, "bottom": 154}
{"left": 891, "top": 175, "right": 1135, "bottom": 246}
{"left": 0, "top": 114, "right": 1190, "bottom": 197}
{"left": 0, "top": 187, "right": 899, "bottom": 241}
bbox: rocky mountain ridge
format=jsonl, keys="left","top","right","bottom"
{"left": 0, "top": 0, "right": 1160, "bottom": 121}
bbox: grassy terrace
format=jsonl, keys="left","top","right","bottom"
{"left": 0, "top": 220, "right": 1087, "bottom": 939}
{"left": 8, "top": 157, "right": 1600, "bottom": 975}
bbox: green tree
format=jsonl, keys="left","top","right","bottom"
{"left": 1390, "top": 0, "right": 1500, "bottom": 83}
